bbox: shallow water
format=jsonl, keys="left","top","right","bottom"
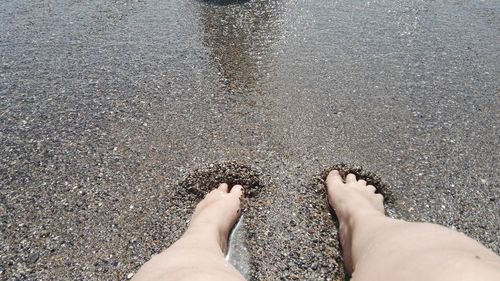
{"left": 1, "top": 0, "right": 499, "bottom": 280}
{"left": 227, "top": 215, "right": 251, "bottom": 279}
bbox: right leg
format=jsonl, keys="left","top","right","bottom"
{"left": 325, "top": 170, "right": 500, "bottom": 281}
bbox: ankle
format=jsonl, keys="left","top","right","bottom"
{"left": 350, "top": 210, "right": 385, "bottom": 226}
{"left": 183, "top": 224, "right": 228, "bottom": 253}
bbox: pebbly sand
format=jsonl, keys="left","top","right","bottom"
{"left": 1, "top": 0, "right": 499, "bottom": 280}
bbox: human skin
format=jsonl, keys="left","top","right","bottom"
{"left": 132, "top": 171, "right": 500, "bottom": 281}
{"left": 325, "top": 170, "right": 500, "bottom": 281}
{"left": 131, "top": 183, "right": 246, "bottom": 281}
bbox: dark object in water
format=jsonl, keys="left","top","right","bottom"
{"left": 200, "top": 0, "right": 250, "bottom": 6}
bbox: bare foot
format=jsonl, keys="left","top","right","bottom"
{"left": 186, "top": 183, "right": 244, "bottom": 254}
{"left": 326, "top": 170, "right": 385, "bottom": 273}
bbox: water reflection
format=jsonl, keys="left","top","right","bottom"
{"left": 226, "top": 215, "right": 251, "bottom": 279}
{"left": 196, "top": 0, "right": 283, "bottom": 94}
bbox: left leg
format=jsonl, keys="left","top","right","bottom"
{"left": 132, "top": 183, "right": 246, "bottom": 281}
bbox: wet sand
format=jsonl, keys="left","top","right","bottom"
{"left": 1, "top": 0, "right": 499, "bottom": 280}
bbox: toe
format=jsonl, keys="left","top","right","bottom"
{"left": 327, "top": 170, "right": 343, "bottom": 185}
{"left": 218, "top": 183, "right": 229, "bottom": 193}
{"left": 346, "top": 173, "right": 357, "bottom": 183}
{"left": 230, "top": 185, "right": 244, "bottom": 198}
{"left": 366, "top": 185, "right": 376, "bottom": 193}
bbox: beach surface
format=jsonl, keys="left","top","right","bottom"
{"left": 1, "top": 0, "right": 499, "bottom": 279}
